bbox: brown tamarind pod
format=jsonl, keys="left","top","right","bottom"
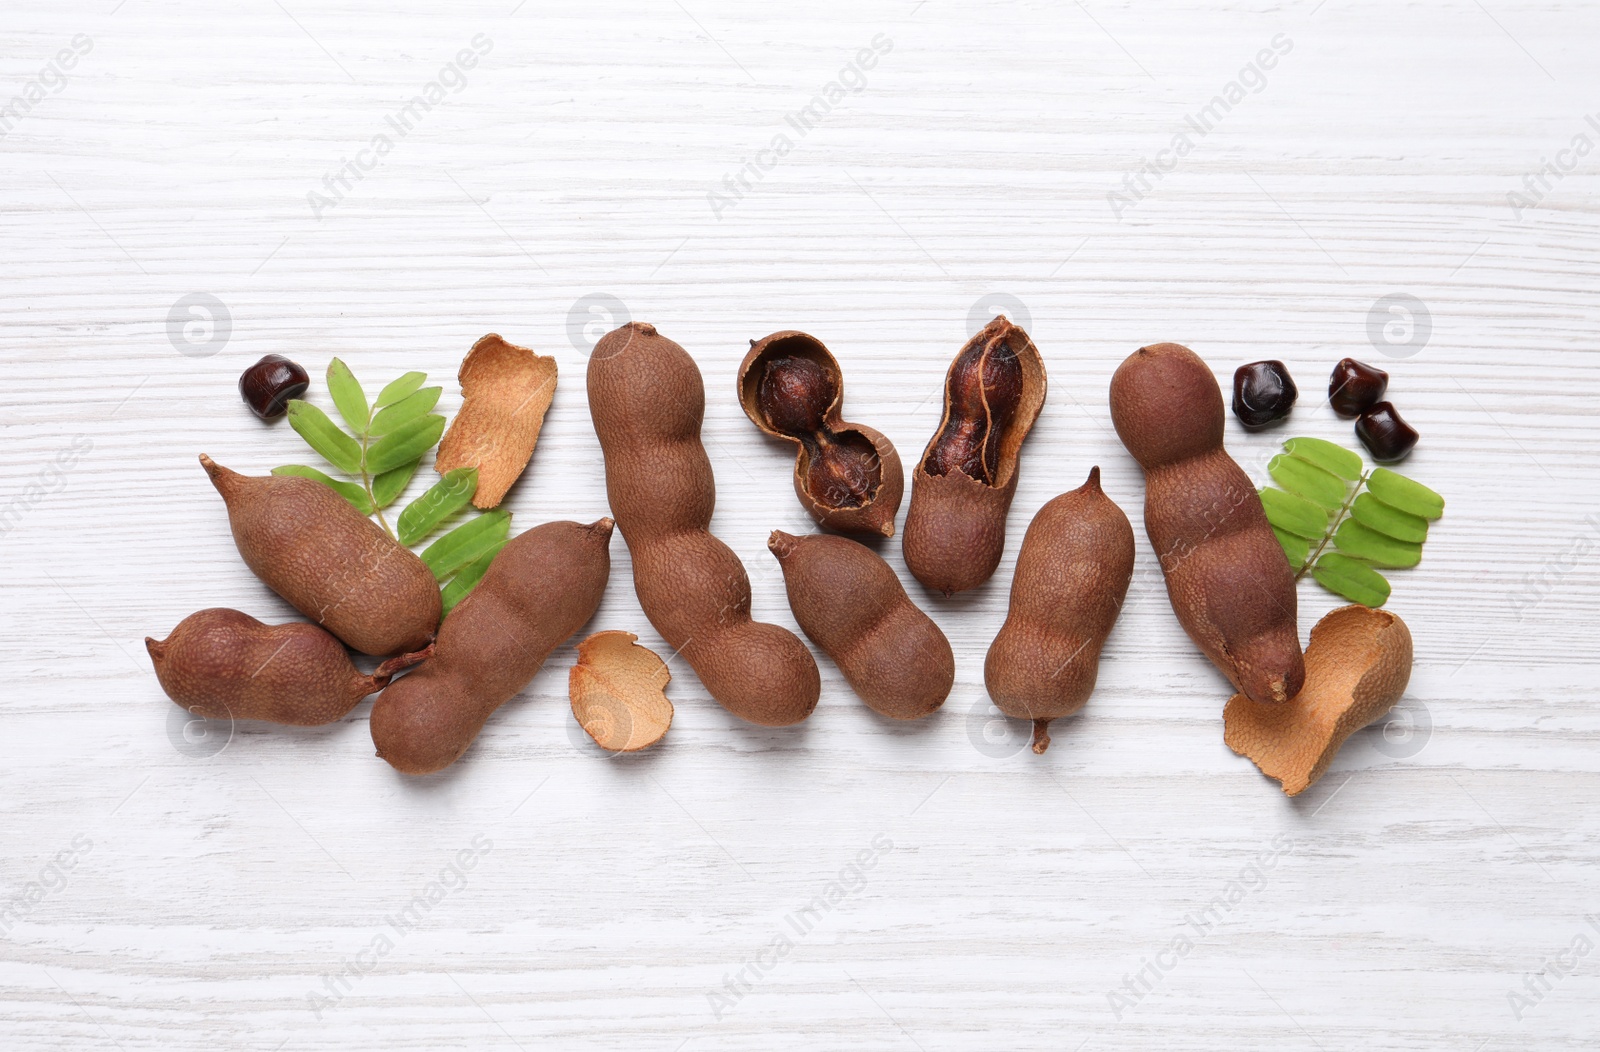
{"left": 588, "top": 322, "right": 820, "bottom": 726}
{"left": 984, "top": 468, "right": 1134, "bottom": 753}
{"left": 768, "top": 530, "right": 953, "bottom": 720}
{"left": 199, "top": 454, "right": 440, "bottom": 656}
{"left": 737, "top": 331, "right": 903, "bottom": 537}
{"left": 1109, "top": 342, "right": 1304, "bottom": 705}
{"left": 146, "top": 608, "right": 432, "bottom": 726}
{"left": 902, "top": 315, "right": 1047, "bottom": 594}
{"left": 370, "top": 518, "right": 613, "bottom": 774}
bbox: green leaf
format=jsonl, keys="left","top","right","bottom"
{"left": 376, "top": 371, "right": 427, "bottom": 408}
{"left": 370, "top": 387, "right": 443, "bottom": 437}
{"left": 286, "top": 399, "right": 363, "bottom": 475}
{"left": 1259, "top": 486, "right": 1329, "bottom": 540}
{"left": 1334, "top": 519, "right": 1423, "bottom": 568}
{"left": 1368, "top": 468, "right": 1444, "bottom": 520}
{"left": 1272, "top": 526, "right": 1309, "bottom": 569}
{"left": 1268, "top": 453, "right": 1348, "bottom": 512}
{"left": 272, "top": 465, "right": 373, "bottom": 514}
{"left": 1283, "top": 436, "right": 1363, "bottom": 481}
{"left": 441, "top": 543, "right": 506, "bottom": 616}
{"left": 366, "top": 413, "right": 446, "bottom": 475}
{"left": 398, "top": 468, "right": 478, "bottom": 546}
{"left": 371, "top": 458, "right": 420, "bottom": 510}
{"left": 327, "top": 358, "right": 370, "bottom": 434}
{"left": 1350, "top": 492, "right": 1429, "bottom": 545}
{"left": 422, "top": 509, "right": 511, "bottom": 580}
{"left": 1312, "top": 553, "right": 1391, "bottom": 607}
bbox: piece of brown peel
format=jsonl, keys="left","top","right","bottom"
{"left": 568, "top": 631, "right": 673, "bottom": 752}
{"left": 1224, "top": 604, "right": 1414, "bottom": 797}
{"left": 434, "top": 334, "right": 558, "bottom": 509}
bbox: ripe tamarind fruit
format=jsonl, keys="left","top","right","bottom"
{"left": 200, "top": 454, "right": 440, "bottom": 656}
{"left": 370, "top": 518, "right": 613, "bottom": 775}
{"left": 146, "top": 608, "right": 432, "bottom": 725}
{"left": 587, "top": 321, "right": 820, "bottom": 726}
{"left": 768, "top": 530, "right": 953, "bottom": 720}
{"left": 1109, "top": 342, "right": 1305, "bottom": 704}
{"left": 984, "top": 468, "right": 1134, "bottom": 753}
{"left": 902, "top": 315, "right": 1047, "bottom": 594}
{"left": 737, "top": 331, "right": 903, "bottom": 537}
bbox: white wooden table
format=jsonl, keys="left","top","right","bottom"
{"left": 3, "top": 2, "right": 1597, "bottom": 1048}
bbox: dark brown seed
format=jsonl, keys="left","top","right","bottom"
{"left": 239, "top": 354, "right": 310, "bottom": 420}
{"left": 1231, "top": 360, "right": 1298, "bottom": 430}
{"left": 1355, "top": 401, "right": 1418, "bottom": 462}
{"left": 1328, "top": 358, "right": 1389, "bottom": 418}
{"left": 758, "top": 356, "right": 835, "bottom": 435}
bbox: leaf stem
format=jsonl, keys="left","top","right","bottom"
{"left": 358, "top": 407, "right": 397, "bottom": 540}
{"left": 1296, "top": 468, "right": 1369, "bottom": 580}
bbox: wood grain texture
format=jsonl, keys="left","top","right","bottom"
{"left": 2, "top": 1, "right": 1598, "bottom": 1049}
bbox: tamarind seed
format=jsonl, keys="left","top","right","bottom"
{"left": 1328, "top": 358, "right": 1388, "bottom": 418}
{"left": 1354, "top": 401, "right": 1419, "bottom": 462}
{"left": 758, "top": 356, "right": 835, "bottom": 435}
{"left": 926, "top": 332, "right": 1024, "bottom": 483}
{"left": 239, "top": 354, "right": 310, "bottom": 420}
{"left": 800, "top": 432, "right": 878, "bottom": 509}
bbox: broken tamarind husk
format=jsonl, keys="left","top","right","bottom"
{"left": 569, "top": 631, "right": 674, "bottom": 752}
{"left": 1223, "top": 604, "right": 1414, "bottom": 796}
{"left": 434, "top": 334, "right": 559, "bottom": 509}
{"left": 902, "top": 315, "right": 1047, "bottom": 594}
{"left": 738, "top": 331, "right": 904, "bottom": 537}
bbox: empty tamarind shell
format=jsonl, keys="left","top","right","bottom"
{"left": 200, "top": 454, "right": 441, "bottom": 656}
{"left": 1224, "top": 605, "right": 1414, "bottom": 796}
{"left": 768, "top": 530, "right": 953, "bottom": 720}
{"left": 984, "top": 468, "right": 1134, "bottom": 753}
{"left": 146, "top": 608, "right": 431, "bottom": 726}
{"left": 738, "top": 332, "right": 903, "bottom": 537}
{"left": 902, "top": 315, "right": 1047, "bottom": 595}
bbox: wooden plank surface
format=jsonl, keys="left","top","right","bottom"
{"left": 1, "top": 1, "right": 1597, "bottom": 1048}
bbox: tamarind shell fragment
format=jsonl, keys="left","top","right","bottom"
{"left": 903, "top": 316, "right": 1047, "bottom": 595}
{"left": 738, "top": 331, "right": 903, "bottom": 537}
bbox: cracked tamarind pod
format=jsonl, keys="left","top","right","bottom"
{"left": 985, "top": 467, "right": 1134, "bottom": 753}
{"left": 587, "top": 322, "right": 820, "bottom": 726}
{"left": 902, "top": 316, "right": 1047, "bottom": 595}
{"left": 1109, "top": 342, "right": 1304, "bottom": 704}
{"left": 737, "top": 331, "right": 903, "bottom": 537}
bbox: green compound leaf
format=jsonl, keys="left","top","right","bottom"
{"left": 272, "top": 465, "right": 373, "bottom": 515}
{"left": 1334, "top": 519, "right": 1423, "bottom": 568}
{"left": 326, "top": 358, "right": 370, "bottom": 435}
{"left": 365, "top": 413, "right": 446, "bottom": 475}
{"left": 1368, "top": 468, "right": 1445, "bottom": 520}
{"left": 1268, "top": 453, "right": 1348, "bottom": 511}
{"left": 1350, "top": 491, "right": 1429, "bottom": 545}
{"left": 375, "top": 371, "right": 428, "bottom": 408}
{"left": 422, "top": 509, "right": 511, "bottom": 581}
{"left": 1313, "top": 552, "right": 1391, "bottom": 607}
{"left": 1283, "top": 436, "right": 1363, "bottom": 481}
{"left": 1272, "top": 526, "right": 1310, "bottom": 569}
{"left": 1259, "top": 486, "right": 1329, "bottom": 540}
{"left": 397, "top": 467, "right": 478, "bottom": 547}
{"left": 370, "top": 387, "right": 443, "bottom": 437}
{"left": 441, "top": 543, "right": 506, "bottom": 616}
{"left": 371, "top": 457, "right": 421, "bottom": 510}
{"left": 286, "top": 399, "right": 363, "bottom": 475}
